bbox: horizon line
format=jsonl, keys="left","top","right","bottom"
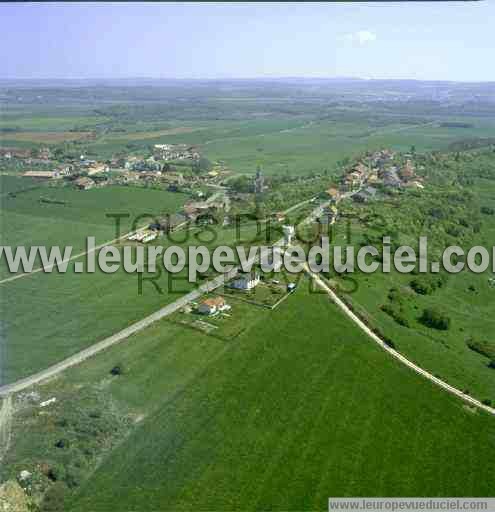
{"left": 1, "top": 76, "right": 495, "bottom": 84}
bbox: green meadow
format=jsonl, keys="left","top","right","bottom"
{"left": 0, "top": 220, "right": 271, "bottom": 384}
{"left": 0, "top": 182, "right": 188, "bottom": 277}
{"left": 3, "top": 284, "right": 494, "bottom": 510}
{"left": 327, "top": 158, "right": 495, "bottom": 405}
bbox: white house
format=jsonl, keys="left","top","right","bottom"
{"left": 282, "top": 225, "right": 295, "bottom": 246}
{"left": 230, "top": 271, "right": 260, "bottom": 290}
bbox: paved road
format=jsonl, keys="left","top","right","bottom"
{"left": 5, "top": 193, "right": 489, "bottom": 417}
{"left": 0, "top": 395, "right": 12, "bottom": 460}
{"left": 304, "top": 265, "right": 495, "bottom": 416}
{"left": 0, "top": 268, "right": 239, "bottom": 398}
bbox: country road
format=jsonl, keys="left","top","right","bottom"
{"left": 0, "top": 225, "right": 149, "bottom": 285}
{"left": 303, "top": 265, "right": 495, "bottom": 416}
{"left": 0, "top": 268, "right": 239, "bottom": 397}
{"left": 0, "top": 189, "right": 302, "bottom": 287}
{"left": 0, "top": 197, "right": 318, "bottom": 398}
{"left": 0, "top": 395, "right": 12, "bottom": 460}
{"left": 3, "top": 193, "right": 492, "bottom": 418}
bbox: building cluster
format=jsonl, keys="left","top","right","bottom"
{"left": 1, "top": 140, "right": 233, "bottom": 197}
{"left": 182, "top": 196, "right": 230, "bottom": 223}
{"left": 153, "top": 144, "right": 200, "bottom": 162}
{"left": 341, "top": 149, "right": 425, "bottom": 200}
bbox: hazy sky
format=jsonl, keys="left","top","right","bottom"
{"left": 1, "top": 2, "right": 493, "bottom": 81}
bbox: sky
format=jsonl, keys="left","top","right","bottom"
{"left": 1, "top": 1, "right": 493, "bottom": 82}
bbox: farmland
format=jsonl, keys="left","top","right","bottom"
{"left": 3, "top": 80, "right": 495, "bottom": 174}
{"left": 2, "top": 284, "right": 495, "bottom": 511}
{"left": 1, "top": 79, "right": 495, "bottom": 509}
{"left": 0, "top": 182, "right": 188, "bottom": 276}
{"left": 0, "top": 220, "right": 272, "bottom": 384}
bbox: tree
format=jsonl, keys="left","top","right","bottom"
{"left": 420, "top": 307, "right": 451, "bottom": 330}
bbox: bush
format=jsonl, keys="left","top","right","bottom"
{"left": 410, "top": 274, "right": 448, "bottom": 295}
{"left": 380, "top": 304, "right": 410, "bottom": 328}
{"left": 481, "top": 206, "right": 494, "bottom": 215}
{"left": 41, "top": 482, "right": 68, "bottom": 512}
{"left": 47, "top": 463, "right": 65, "bottom": 482}
{"left": 420, "top": 307, "right": 451, "bottom": 330}
{"left": 482, "top": 399, "right": 492, "bottom": 407}
{"left": 110, "top": 364, "right": 125, "bottom": 376}
{"left": 467, "top": 339, "right": 495, "bottom": 360}
{"left": 54, "top": 438, "right": 69, "bottom": 449}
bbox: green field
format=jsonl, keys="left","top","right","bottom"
{"left": 0, "top": 181, "right": 188, "bottom": 277}
{"left": 2, "top": 80, "right": 495, "bottom": 508}
{"left": 3, "top": 283, "right": 494, "bottom": 510}
{"left": 323, "top": 155, "right": 495, "bottom": 405}
{"left": 0, "top": 220, "right": 271, "bottom": 384}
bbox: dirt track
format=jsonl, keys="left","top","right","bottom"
{"left": 304, "top": 265, "right": 495, "bottom": 416}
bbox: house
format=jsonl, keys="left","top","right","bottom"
{"left": 124, "top": 156, "right": 141, "bottom": 170}
{"left": 382, "top": 167, "right": 401, "bottom": 188}
{"left": 197, "top": 296, "right": 229, "bottom": 315}
{"left": 74, "top": 177, "right": 95, "bottom": 190}
{"left": 183, "top": 201, "right": 211, "bottom": 220}
{"left": 319, "top": 205, "right": 338, "bottom": 224}
{"left": 38, "top": 147, "right": 52, "bottom": 160}
{"left": 353, "top": 186, "right": 378, "bottom": 203}
{"left": 127, "top": 230, "right": 157, "bottom": 243}
{"left": 22, "top": 170, "right": 60, "bottom": 179}
{"left": 405, "top": 180, "right": 424, "bottom": 190}
{"left": 230, "top": 271, "right": 260, "bottom": 290}
{"left": 399, "top": 160, "right": 415, "bottom": 181}
{"left": 326, "top": 187, "right": 340, "bottom": 202}
{"left": 87, "top": 163, "right": 109, "bottom": 176}
{"left": 56, "top": 163, "right": 74, "bottom": 176}
{"left": 150, "top": 213, "right": 187, "bottom": 233}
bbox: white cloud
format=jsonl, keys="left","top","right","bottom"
{"left": 345, "top": 30, "right": 377, "bottom": 45}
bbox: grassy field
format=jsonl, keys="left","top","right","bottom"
{"left": 324, "top": 160, "right": 495, "bottom": 404}
{"left": 3, "top": 283, "right": 494, "bottom": 510}
{"left": 0, "top": 220, "right": 271, "bottom": 384}
{"left": 0, "top": 131, "right": 94, "bottom": 143}
{"left": 0, "top": 183, "right": 188, "bottom": 277}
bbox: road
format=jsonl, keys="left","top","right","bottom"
{"left": 0, "top": 225, "right": 150, "bottom": 286}
{"left": 4, "top": 193, "right": 492, "bottom": 417}
{"left": 0, "top": 267, "right": 240, "bottom": 398}
{"left": 0, "top": 197, "right": 319, "bottom": 397}
{"left": 0, "top": 395, "right": 12, "bottom": 460}
{"left": 303, "top": 264, "right": 495, "bottom": 416}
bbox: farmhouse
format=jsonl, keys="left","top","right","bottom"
{"left": 197, "top": 296, "right": 230, "bottom": 315}
{"left": 230, "top": 271, "right": 260, "bottom": 290}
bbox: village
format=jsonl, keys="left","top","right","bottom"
{"left": 0, "top": 142, "right": 427, "bottom": 250}
{"left": 0, "top": 143, "right": 225, "bottom": 192}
